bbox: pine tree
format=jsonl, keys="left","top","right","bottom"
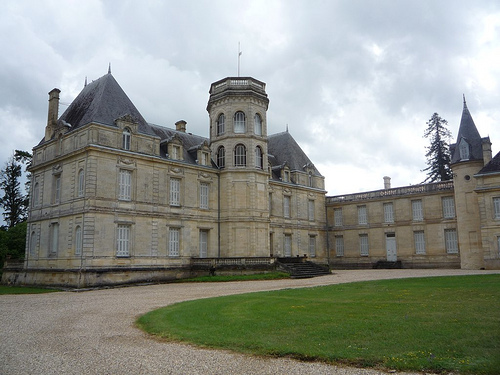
{"left": 0, "top": 156, "right": 27, "bottom": 228}
{"left": 422, "top": 113, "right": 453, "bottom": 183}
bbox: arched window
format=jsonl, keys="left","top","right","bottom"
{"left": 122, "top": 128, "right": 131, "bottom": 150}
{"left": 234, "top": 144, "right": 247, "bottom": 166}
{"left": 217, "top": 146, "right": 225, "bottom": 169}
{"left": 254, "top": 114, "right": 262, "bottom": 136}
{"left": 75, "top": 226, "right": 82, "bottom": 255}
{"left": 255, "top": 146, "right": 263, "bottom": 169}
{"left": 459, "top": 138, "right": 469, "bottom": 160}
{"left": 216, "top": 114, "right": 225, "bottom": 135}
{"left": 308, "top": 172, "right": 313, "bottom": 187}
{"left": 234, "top": 111, "right": 246, "bottom": 133}
{"left": 78, "top": 169, "right": 85, "bottom": 197}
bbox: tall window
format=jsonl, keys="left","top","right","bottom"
{"left": 77, "top": 169, "right": 85, "bottom": 197}
{"left": 284, "top": 195, "right": 291, "bottom": 218}
{"left": 234, "top": 144, "right": 246, "bottom": 166}
{"left": 54, "top": 175, "right": 61, "bottom": 204}
{"left": 383, "top": 203, "right": 394, "bottom": 223}
{"left": 359, "top": 234, "right": 369, "bottom": 256}
{"left": 217, "top": 146, "right": 225, "bottom": 168}
{"left": 200, "top": 182, "right": 209, "bottom": 209}
{"left": 118, "top": 169, "right": 132, "bottom": 201}
{"left": 216, "top": 113, "right": 225, "bottom": 135}
{"left": 75, "top": 225, "right": 83, "bottom": 256}
{"left": 50, "top": 223, "right": 59, "bottom": 255}
{"left": 412, "top": 200, "right": 423, "bottom": 221}
{"left": 358, "top": 205, "right": 367, "bottom": 225}
{"left": 171, "top": 145, "right": 181, "bottom": 160}
{"left": 335, "top": 236, "right": 344, "bottom": 257}
{"left": 255, "top": 146, "right": 263, "bottom": 169}
{"left": 493, "top": 197, "right": 500, "bottom": 219}
{"left": 234, "top": 111, "right": 246, "bottom": 133}
{"left": 33, "top": 181, "right": 40, "bottom": 207}
{"left": 30, "top": 230, "right": 36, "bottom": 256}
{"left": 122, "top": 128, "right": 131, "bottom": 150}
{"left": 308, "top": 200, "right": 315, "bottom": 221}
{"left": 284, "top": 234, "right": 292, "bottom": 257}
{"left": 309, "top": 236, "right": 316, "bottom": 257}
{"left": 116, "top": 224, "right": 130, "bottom": 257}
{"left": 254, "top": 114, "right": 262, "bottom": 135}
{"left": 169, "top": 228, "right": 180, "bottom": 257}
{"left": 444, "top": 229, "right": 459, "bottom": 254}
{"left": 334, "top": 208, "right": 343, "bottom": 227}
{"left": 308, "top": 173, "right": 313, "bottom": 187}
{"left": 170, "top": 178, "right": 181, "bottom": 206}
{"left": 459, "top": 138, "right": 469, "bottom": 160}
{"left": 442, "top": 197, "right": 456, "bottom": 219}
{"left": 414, "top": 231, "right": 426, "bottom": 254}
{"left": 269, "top": 193, "right": 273, "bottom": 215}
{"left": 199, "top": 230, "right": 208, "bottom": 258}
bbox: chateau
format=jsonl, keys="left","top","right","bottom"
{"left": 2, "top": 71, "right": 499, "bottom": 287}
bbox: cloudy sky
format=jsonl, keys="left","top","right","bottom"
{"left": 1, "top": 0, "right": 499, "bottom": 197}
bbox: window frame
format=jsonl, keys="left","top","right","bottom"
{"left": 383, "top": 202, "right": 394, "bottom": 223}
{"left": 359, "top": 234, "right": 369, "bottom": 256}
{"left": 116, "top": 224, "right": 130, "bottom": 257}
{"left": 358, "top": 205, "right": 367, "bottom": 225}
{"left": 308, "top": 199, "right": 315, "bottom": 221}
{"left": 255, "top": 146, "right": 263, "bottom": 169}
{"left": 442, "top": 197, "right": 456, "bottom": 219}
{"left": 169, "top": 227, "right": 180, "bottom": 257}
{"left": 216, "top": 113, "right": 225, "bottom": 135}
{"left": 493, "top": 197, "right": 500, "bottom": 220}
{"left": 217, "top": 146, "right": 225, "bottom": 169}
{"left": 283, "top": 195, "right": 291, "bottom": 218}
{"left": 414, "top": 231, "right": 426, "bottom": 255}
{"left": 412, "top": 199, "right": 423, "bottom": 221}
{"left": 122, "top": 127, "right": 131, "bottom": 150}
{"left": 170, "top": 178, "right": 181, "bottom": 206}
{"left": 118, "top": 169, "right": 132, "bottom": 201}
{"left": 444, "top": 229, "right": 459, "bottom": 254}
{"left": 335, "top": 236, "right": 344, "bottom": 257}
{"left": 254, "top": 113, "right": 262, "bottom": 136}
{"left": 77, "top": 169, "right": 85, "bottom": 197}
{"left": 234, "top": 144, "right": 247, "bottom": 167}
{"left": 334, "top": 208, "right": 343, "bottom": 227}
{"left": 199, "top": 182, "right": 209, "bottom": 209}
{"left": 75, "top": 225, "right": 83, "bottom": 256}
{"left": 309, "top": 235, "right": 316, "bottom": 257}
{"left": 199, "top": 230, "right": 208, "bottom": 258}
{"left": 234, "top": 111, "right": 246, "bottom": 133}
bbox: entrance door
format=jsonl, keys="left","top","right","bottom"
{"left": 386, "top": 233, "right": 397, "bottom": 261}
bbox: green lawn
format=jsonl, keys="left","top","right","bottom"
{"left": 137, "top": 275, "right": 500, "bottom": 374}
{"left": 0, "top": 285, "right": 58, "bottom": 294}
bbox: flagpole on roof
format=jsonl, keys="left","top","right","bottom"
{"left": 238, "top": 42, "right": 242, "bottom": 77}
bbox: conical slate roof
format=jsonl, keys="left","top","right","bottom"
{"left": 450, "top": 98, "right": 484, "bottom": 164}
{"left": 58, "top": 73, "right": 155, "bottom": 136}
{"left": 268, "top": 131, "right": 322, "bottom": 177}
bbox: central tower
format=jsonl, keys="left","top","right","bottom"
{"left": 207, "top": 77, "right": 270, "bottom": 257}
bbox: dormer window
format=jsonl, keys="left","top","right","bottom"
{"left": 283, "top": 168, "right": 290, "bottom": 182}
{"left": 234, "top": 111, "right": 246, "bottom": 133}
{"left": 459, "top": 138, "right": 469, "bottom": 160}
{"left": 254, "top": 114, "right": 262, "bottom": 136}
{"left": 122, "top": 128, "right": 131, "bottom": 150}
{"left": 216, "top": 113, "right": 225, "bottom": 135}
{"left": 171, "top": 145, "right": 181, "bottom": 160}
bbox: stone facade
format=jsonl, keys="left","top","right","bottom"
{"left": 3, "top": 73, "right": 327, "bottom": 287}
{"left": 2, "top": 73, "right": 499, "bottom": 288}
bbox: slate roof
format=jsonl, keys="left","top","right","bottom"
{"left": 57, "top": 73, "right": 155, "bottom": 136}
{"left": 450, "top": 98, "right": 486, "bottom": 164}
{"left": 477, "top": 151, "right": 500, "bottom": 175}
{"left": 149, "top": 123, "right": 210, "bottom": 165}
{"left": 267, "top": 131, "right": 322, "bottom": 178}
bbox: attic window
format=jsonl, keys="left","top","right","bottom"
{"left": 283, "top": 169, "right": 290, "bottom": 182}
{"left": 459, "top": 138, "right": 469, "bottom": 160}
{"left": 122, "top": 128, "right": 131, "bottom": 150}
{"left": 171, "top": 145, "right": 181, "bottom": 160}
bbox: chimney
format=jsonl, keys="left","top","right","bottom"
{"left": 482, "top": 138, "right": 492, "bottom": 166}
{"left": 175, "top": 120, "right": 187, "bottom": 133}
{"left": 45, "top": 88, "right": 61, "bottom": 141}
{"left": 383, "top": 176, "right": 391, "bottom": 189}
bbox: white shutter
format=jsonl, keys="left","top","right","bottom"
{"left": 169, "top": 228, "right": 180, "bottom": 256}
{"left": 199, "top": 230, "right": 208, "bottom": 258}
{"left": 412, "top": 200, "right": 423, "bottom": 221}
{"left": 414, "top": 231, "right": 426, "bottom": 254}
{"left": 170, "top": 179, "right": 180, "bottom": 206}
{"left": 334, "top": 208, "right": 343, "bottom": 226}
{"left": 117, "top": 225, "right": 130, "bottom": 257}
{"left": 384, "top": 203, "right": 394, "bottom": 223}
{"left": 359, "top": 234, "right": 369, "bottom": 256}
{"left": 200, "top": 183, "right": 209, "bottom": 209}
{"left": 335, "top": 236, "right": 344, "bottom": 257}
{"left": 445, "top": 229, "right": 458, "bottom": 254}
{"left": 358, "top": 206, "right": 367, "bottom": 225}
{"left": 442, "top": 197, "right": 455, "bottom": 218}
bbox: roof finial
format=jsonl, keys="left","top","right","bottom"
{"left": 286, "top": 124, "right": 289, "bottom": 132}
{"left": 84, "top": 76, "right": 87, "bottom": 87}
{"left": 108, "top": 63, "right": 111, "bottom": 74}
{"left": 463, "top": 93, "right": 467, "bottom": 109}
{"left": 237, "top": 42, "right": 242, "bottom": 77}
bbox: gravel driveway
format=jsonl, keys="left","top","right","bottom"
{"left": 1, "top": 269, "right": 498, "bottom": 375}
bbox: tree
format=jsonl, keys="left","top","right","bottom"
{"left": 422, "top": 113, "right": 453, "bottom": 183}
{"left": 0, "top": 156, "right": 27, "bottom": 228}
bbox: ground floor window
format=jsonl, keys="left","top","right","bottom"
{"left": 199, "top": 230, "right": 208, "bottom": 258}
{"left": 50, "top": 223, "right": 59, "bottom": 255}
{"left": 335, "top": 236, "right": 344, "bottom": 257}
{"left": 116, "top": 224, "right": 130, "bottom": 257}
{"left": 444, "top": 229, "right": 458, "bottom": 254}
{"left": 169, "top": 228, "right": 180, "bottom": 257}
{"left": 75, "top": 225, "right": 83, "bottom": 256}
{"left": 309, "top": 235, "right": 316, "bottom": 257}
{"left": 284, "top": 234, "right": 292, "bottom": 257}
{"left": 414, "top": 231, "right": 426, "bottom": 255}
{"left": 359, "top": 234, "right": 369, "bottom": 256}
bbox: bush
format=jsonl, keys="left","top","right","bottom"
{"left": 0, "top": 221, "right": 26, "bottom": 269}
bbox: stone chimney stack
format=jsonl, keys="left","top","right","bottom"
{"left": 45, "top": 88, "right": 61, "bottom": 141}
{"left": 482, "top": 138, "right": 492, "bottom": 166}
{"left": 175, "top": 120, "right": 187, "bottom": 133}
{"left": 383, "top": 176, "right": 391, "bottom": 189}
